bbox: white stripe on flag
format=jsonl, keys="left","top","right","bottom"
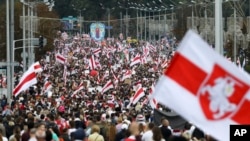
{"left": 101, "top": 80, "right": 114, "bottom": 94}
{"left": 55, "top": 54, "right": 66, "bottom": 64}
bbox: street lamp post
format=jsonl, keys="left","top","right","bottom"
{"left": 233, "top": 1, "right": 237, "bottom": 63}
{"left": 79, "top": 10, "right": 82, "bottom": 34}
{"left": 126, "top": 8, "right": 128, "bottom": 37}
{"left": 21, "top": 1, "right": 28, "bottom": 72}
{"left": 215, "top": 0, "right": 223, "bottom": 54}
{"left": 120, "top": 12, "right": 123, "bottom": 34}
{"left": 136, "top": 8, "right": 139, "bottom": 39}
{"left": 144, "top": 10, "right": 147, "bottom": 41}
{"left": 78, "top": 8, "right": 86, "bottom": 34}
{"left": 205, "top": 6, "right": 208, "bottom": 41}
{"left": 6, "top": 0, "right": 11, "bottom": 102}
{"left": 108, "top": 8, "right": 111, "bottom": 38}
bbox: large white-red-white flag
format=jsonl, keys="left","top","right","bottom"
{"left": 101, "top": 80, "right": 114, "bottom": 94}
{"left": 13, "top": 62, "right": 42, "bottom": 97}
{"left": 55, "top": 54, "right": 66, "bottom": 64}
{"left": 152, "top": 30, "right": 250, "bottom": 141}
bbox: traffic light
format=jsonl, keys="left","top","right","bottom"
{"left": 39, "top": 35, "right": 44, "bottom": 48}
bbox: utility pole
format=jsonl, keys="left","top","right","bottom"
{"left": 30, "top": 4, "right": 34, "bottom": 65}
{"left": 233, "top": 1, "right": 237, "bottom": 63}
{"left": 136, "top": 9, "right": 138, "bottom": 39}
{"left": 120, "top": 12, "right": 122, "bottom": 34}
{"left": 126, "top": 8, "right": 128, "bottom": 37}
{"left": 22, "top": 1, "right": 26, "bottom": 72}
{"left": 79, "top": 10, "right": 82, "bottom": 34}
{"left": 158, "top": 11, "right": 160, "bottom": 40}
{"left": 140, "top": 10, "right": 142, "bottom": 40}
{"left": 10, "top": 0, "right": 15, "bottom": 102}
{"left": 205, "top": 6, "right": 207, "bottom": 41}
{"left": 215, "top": 0, "right": 223, "bottom": 54}
{"left": 6, "top": 0, "right": 11, "bottom": 102}
{"left": 108, "top": 8, "right": 111, "bottom": 38}
{"left": 27, "top": 1, "right": 31, "bottom": 67}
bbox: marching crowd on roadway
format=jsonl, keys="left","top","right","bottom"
{"left": 0, "top": 31, "right": 218, "bottom": 141}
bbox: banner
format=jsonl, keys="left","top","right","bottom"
{"left": 153, "top": 109, "right": 187, "bottom": 130}
{"left": 90, "top": 23, "right": 105, "bottom": 41}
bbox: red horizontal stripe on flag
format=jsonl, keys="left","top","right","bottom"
{"left": 165, "top": 53, "right": 207, "bottom": 95}
{"left": 13, "top": 72, "right": 36, "bottom": 95}
{"left": 132, "top": 88, "right": 144, "bottom": 101}
{"left": 57, "top": 55, "right": 65, "bottom": 61}
{"left": 231, "top": 100, "right": 250, "bottom": 124}
{"left": 34, "top": 65, "right": 41, "bottom": 70}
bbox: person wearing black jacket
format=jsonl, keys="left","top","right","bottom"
{"left": 160, "top": 118, "right": 172, "bottom": 141}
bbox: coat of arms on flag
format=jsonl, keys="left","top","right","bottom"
{"left": 198, "top": 64, "right": 249, "bottom": 120}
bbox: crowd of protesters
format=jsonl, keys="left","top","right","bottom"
{"left": 0, "top": 31, "right": 218, "bottom": 141}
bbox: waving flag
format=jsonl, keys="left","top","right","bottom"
{"left": 123, "top": 49, "right": 129, "bottom": 62}
{"left": 43, "top": 81, "right": 52, "bottom": 92}
{"left": 131, "top": 87, "right": 145, "bottom": 105}
{"left": 72, "top": 82, "right": 84, "bottom": 97}
{"left": 149, "top": 84, "right": 158, "bottom": 109}
{"left": 143, "top": 46, "right": 150, "bottom": 57}
{"left": 89, "top": 55, "right": 97, "bottom": 70}
{"left": 93, "top": 48, "right": 102, "bottom": 56}
{"left": 152, "top": 30, "right": 250, "bottom": 141}
{"left": 121, "top": 70, "right": 132, "bottom": 81}
{"left": 111, "top": 70, "right": 119, "bottom": 84}
{"left": 33, "top": 62, "right": 43, "bottom": 73}
{"left": 147, "top": 43, "right": 157, "bottom": 52}
{"left": 130, "top": 54, "right": 141, "bottom": 67}
{"left": 13, "top": 62, "right": 42, "bottom": 97}
{"left": 101, "top": 80, "right": 114, "bottom": 94}
{"left": 55, "top": 54, "right": 66, "bottom": 64}
{"left": 161, "top": 59, "right": 169, "bottom": 68}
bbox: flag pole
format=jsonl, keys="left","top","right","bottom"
{"left": 215, "top": 0, "right": 223, "bottom": 55}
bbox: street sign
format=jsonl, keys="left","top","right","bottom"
{"left": 105, "top": 26, "right": 113, "bottom": 29}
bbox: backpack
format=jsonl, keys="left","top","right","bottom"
{"left": 99, "top": 126, "right": 107, "bottom": 140}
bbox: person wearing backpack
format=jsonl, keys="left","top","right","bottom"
{"left": 94, "top": 115, "right": 107, "bottom": 141}
{"left": 88, "top": 125, "right": 104, "bottom": 141}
